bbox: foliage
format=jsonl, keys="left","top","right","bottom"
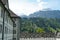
{"left": 20, "top": 18, "right": 60, "bottom": 33}
{"left": 35, "top": 27, "right": 45, "bottom": 33}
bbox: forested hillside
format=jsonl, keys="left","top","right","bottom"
{"left": 20, "top": 18, "right": 60, "bottom": 37}
{"left": 20, "top": 18, "right": 60, "bottom": 33}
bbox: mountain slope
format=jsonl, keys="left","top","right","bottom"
{"left": 29, "top": 10, "right": 60, "bottom": 18}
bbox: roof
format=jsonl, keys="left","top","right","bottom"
{"left": 8, "top": 9, "right": 20, "bottom": 18}
{"left": 1, "top": 0, "right": 6, "bottom": 4}
{"left": 0, "top": 0, "right": 20, "bottom": 18}
{"left": 1, "top": 0, "right": 9, "bottom": 6}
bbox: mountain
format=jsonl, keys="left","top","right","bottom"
{"left": 20, "top": 15, "right": 28, "bottom": 18}
{"left": 29, "top": 10, "right": 60, "bottom": 18}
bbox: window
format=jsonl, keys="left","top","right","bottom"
{"left": 13, "top": 30, "right": 16, "bottom": 34}
{"left": 13, "top": 23, "right": 16, "bottom": 27}
{"left": 13, "top": 38, "right": 16, "bottom": 40}
{"left": 1, "top": 8, "right": 4, "bottom": 18}
{"left": 0, "top": 24, "right": 2, "bottom": 33}
{"left": 4, "top": 27, "right": 8, "bottom": 34}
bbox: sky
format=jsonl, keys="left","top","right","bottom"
{"left": 9, "top": 0, "right": 60, "bottom": 16}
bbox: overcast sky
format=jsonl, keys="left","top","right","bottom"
{"left": 9, "top": 0, "right": 60, "bottom": 16}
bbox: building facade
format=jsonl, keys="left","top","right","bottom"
{"left": 0, "top": 0, "right": 13, "bottom": 40}
{"left": 0, "top": 0, "right": 20, "bottom": 40}
{"left": 9, "top": 10, "right": 20, "bottom": 40}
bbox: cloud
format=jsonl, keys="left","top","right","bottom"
{"left": 37, "top": 0, "right": 41, "bottom": 2}
{"left": 9, "top": 0, "right": 48, "bottom": 16}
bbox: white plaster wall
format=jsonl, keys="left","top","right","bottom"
{"left": 20, "top": 38, "right": 56, "bottom": 40}
{"left": 56, "top": 38, "right": 60, "bottom": 40}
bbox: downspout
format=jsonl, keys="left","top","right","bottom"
{"left": 2, "top": 7, "right": 5, "bottom": 40}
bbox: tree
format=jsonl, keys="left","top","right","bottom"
{"left": 35, "top": 27, "right": 45, "bottom": 33}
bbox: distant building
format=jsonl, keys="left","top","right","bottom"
{"left": 56, "top": 32, "right": 60, "bottom": 38}
{"left": 0, "top": 0, "right": 21, "bottom": 40}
